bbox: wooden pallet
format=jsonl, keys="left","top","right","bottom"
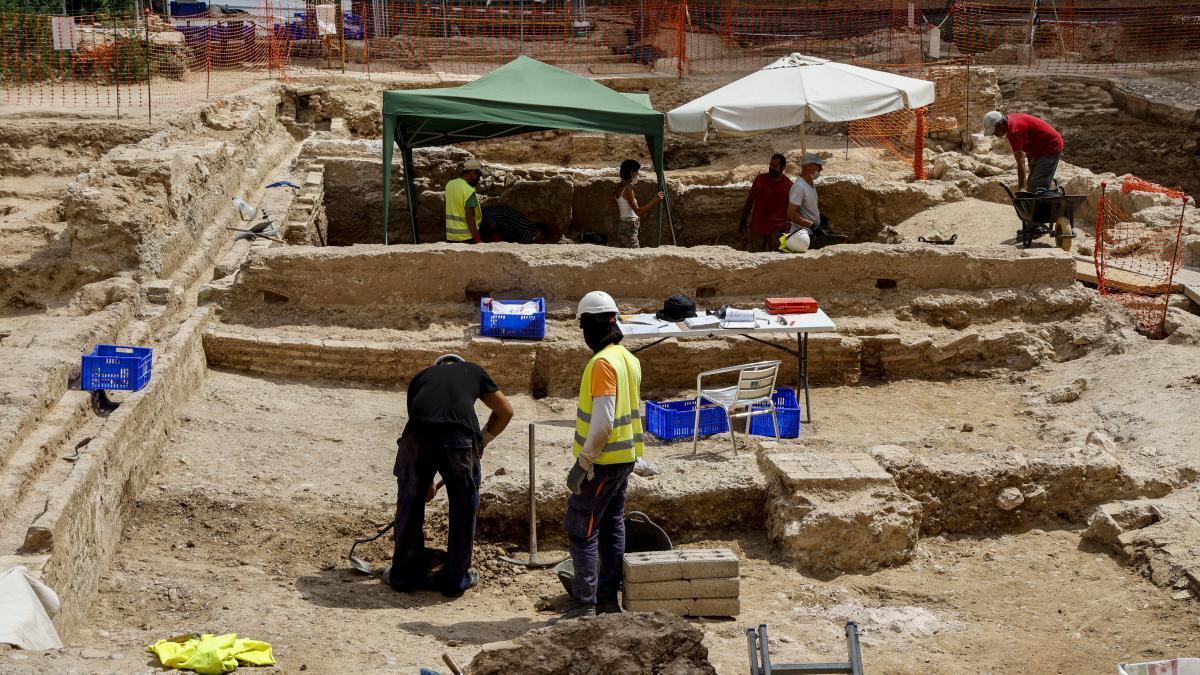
{"left": 1074, "top": 259, "right": 1177, "bottom": 295}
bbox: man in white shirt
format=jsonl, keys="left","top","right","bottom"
{"left": 783, "top": 153, "right": 846, "bottom": 251}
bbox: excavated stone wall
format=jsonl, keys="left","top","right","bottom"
{"left": 222, "top": 243, "right": 1076, "bottom": 315}
{"left": 202, "top": 243, "right": 1130, "bottom": 393}
{"left": 317, "top": 149, "right": 968, "bottom": 247}
{"left": 61, "top": 95, "right": 294, "bottom": 287}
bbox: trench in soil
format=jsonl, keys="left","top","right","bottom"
{"left": 77, "top": 359, "right": 1200, "bottom": 674}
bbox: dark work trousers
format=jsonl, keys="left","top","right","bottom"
{"left": 563, "top": 461, "right": 636, "bottom": 605}
{"left": 388, "top": 425, "right": 481, "bottom": 594}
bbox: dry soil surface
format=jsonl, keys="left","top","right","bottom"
{"left": 6, "top": 338, "right": 1200, "bottom": 674}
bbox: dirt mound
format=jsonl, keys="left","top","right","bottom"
{"left": 467, "top": 611, "right": 716, "bottom": 675}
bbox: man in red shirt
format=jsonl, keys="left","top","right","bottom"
{"left": 739, "top": 153, "right": 794, "bottom": 252}
{"left": 983, "top": 111, "right": 1064, "bottom": 193}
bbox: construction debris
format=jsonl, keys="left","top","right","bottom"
{"left": 622, "top": 549, "right": 740, "bottom": 616}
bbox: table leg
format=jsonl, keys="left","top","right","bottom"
{"left": 799, "top": 332, "right": 812, "bottom": 424}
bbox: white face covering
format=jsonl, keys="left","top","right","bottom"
{"left": 629, "top": 175, "right": 639, "bottom": 185}
{"left": 812, "top": 170, "right": 822, "bottom": 180}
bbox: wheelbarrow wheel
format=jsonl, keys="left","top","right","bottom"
{"left": 1053, "top": 217, "right": 1073, "bottom": 252}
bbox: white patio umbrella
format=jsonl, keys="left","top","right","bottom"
{"left": 666, "top": 53, "right": 936, "bottom": 152}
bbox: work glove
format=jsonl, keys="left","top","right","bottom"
{"left": 566, "top": 459, "right": 593, "bottom": 496}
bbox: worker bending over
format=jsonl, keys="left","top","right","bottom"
{"left": 559, "top": 291, "right": 644, "bottom": 621}
{"left": 385, "top": 354, "right": 512, "bottom": 597}
{"left": 983, "top": 111, "right": 1064, "bottom": 193}
{"left": 445, "top": 158, "right": 489, "bottom": 244}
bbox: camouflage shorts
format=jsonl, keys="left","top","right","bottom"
{"left": 616, "top": 217, "right": 641, "bottom": 248}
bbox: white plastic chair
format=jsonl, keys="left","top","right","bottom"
{"left": 692, "top": 360, "right": 782, "bottom": 455}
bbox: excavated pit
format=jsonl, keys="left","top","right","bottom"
{"left": 4, "top": 72, "right": 1200, "bottom": 674}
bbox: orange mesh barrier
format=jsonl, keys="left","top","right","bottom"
{"left": 1094, "top": 180, "right": 1189, "bottom": 338}
{"left": 2, "top": 3, "right": 1197, "bottom": 117}
{"left": 0, "top": 9, "right": 288, "bottom": 115}
{"left": 847, "top": 61, "right": 969, "bottom": 179}
{"left": 1121, "top": 176, "right": 1187, "bottom": 201}
{"left": 951, "top": 1, "right": 1200, "bottom": 72}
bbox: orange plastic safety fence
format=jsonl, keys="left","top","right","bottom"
{"left": 847, "top": 61, "right": 968, "bottom": 178}
{"left": 3, "top": 2, "right": 1199, "bottom": 117}
{"left": 1121, "top": 176, "right": 1187, "bottom": 201}
{"left": 952, "top": 1, "right": 1200, "bottom": 72}
{"left": 0, "top": 9, "right": 289, "bottom": 114}
{"left": 1094, "top": 180, "right": 1189, "bottom": 338}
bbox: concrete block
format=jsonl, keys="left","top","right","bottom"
{"left": 763, "top": 452, "right": 893, "bottom": 492}
{"left": 622, "top": 549, "right": 739, "bottom": 583}
{"left": 623, "top": 577, "right": 738, "bottom": 601}
{"left": 624, "top": 597, "right": 740, "bottom": 617}
{"left": 144, "top": 280, "right": 172, "bottom": 304}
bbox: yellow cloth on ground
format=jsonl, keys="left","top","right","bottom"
{"left": 147, "top": 633, "right": 275, "bottom": 674}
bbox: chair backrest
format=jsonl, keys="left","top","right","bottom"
{"left": 736, "top": 361, "right": 780, "bottom": 402}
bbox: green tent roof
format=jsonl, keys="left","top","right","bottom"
{"left": 383, "top": 56, "right": 664, "bottom": 146}
{"left": 382, "top": 57, "right": 672, "bottom": 244}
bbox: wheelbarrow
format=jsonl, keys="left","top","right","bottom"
{"left": 1000, "top": 184, "right": 1086, "bottom": 251}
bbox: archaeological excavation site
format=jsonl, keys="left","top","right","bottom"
{"left": 3, "top": 1, "right": 1200, "bottom": 673}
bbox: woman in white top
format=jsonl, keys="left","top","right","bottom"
{"left": 608, "top": 159, "right": 664, "bottom": 248}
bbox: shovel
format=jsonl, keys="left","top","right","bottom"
{"left": 348, "top": 480, "right": 444, "bottom": 575}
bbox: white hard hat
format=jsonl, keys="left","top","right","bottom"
{"left": 433, "top": 353, "right": 465, "bottom": 366}
{"left": 577, "top": 290, "right": 619, "bottom": 318}
{"left": 783, "top": 228, "right": 811, "bottom": 253}
{"left": 463, "top": 157, "right": 491, "bottom": 175}
{"left": 982, "top": 110, "right": 1004, "bottom": 136}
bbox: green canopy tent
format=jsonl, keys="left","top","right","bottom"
{"left": 382, "top": 56, "right": 675, "bottom": 245}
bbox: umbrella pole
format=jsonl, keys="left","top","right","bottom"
{"left": 800, "top": 123, "right": 807, "bottom": 156}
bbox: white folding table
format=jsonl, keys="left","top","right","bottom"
{"left": 618, "top": 309, "right": 837, "bottom": 423}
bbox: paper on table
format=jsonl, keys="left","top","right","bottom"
{"left": 620, "top": 321, "right": 677, "bottom": 336}
{"left": 721, "top": 308, "right": 756, "bottom": 329}
{"left": 684, "top": 315, "right": 721, "bottom": 329}
{"left": 622, "top": 315, "right": 667, "bottom": 326}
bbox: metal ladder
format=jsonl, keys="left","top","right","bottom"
{"left": 747, "top": 622, "right": 864, "bottom": 675}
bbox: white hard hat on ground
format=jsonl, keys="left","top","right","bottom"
{"left": 577, "top": 290, "right": 619, "bottom": 318}
{"left": 982, "top": 110, "right": 1004, "bottom": 136}
{"left": 782, "top": 228, "right": 811, "bottom": 253}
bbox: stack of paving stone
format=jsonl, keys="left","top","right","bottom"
{"left": 622, "top": 548, "right": 740, "bottom": 617}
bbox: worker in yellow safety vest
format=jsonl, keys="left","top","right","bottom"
{"left": 556, "top": 290, "right": 644, "bottom": 622}
{"left": 445, "top": 158, "right": 488, "bottom": 244}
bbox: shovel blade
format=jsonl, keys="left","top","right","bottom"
{"left": 348, "top": 555, "right": 377, "bottom": 576}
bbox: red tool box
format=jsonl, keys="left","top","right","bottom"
{"left": 765, "top": 297, "right": 819, "bottom": 315}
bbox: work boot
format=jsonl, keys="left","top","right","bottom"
{"left": 596, "top": 594, "right": 623, "bottom": 615}
{"left": 441, "top": 569, "right": 479, "bottom": 598}
{"left": 549, "top": 603, "right": 596, "bottom": 625}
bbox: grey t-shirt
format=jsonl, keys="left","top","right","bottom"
{"left": 787, "top": 178, "right": 820, "bottom": 228}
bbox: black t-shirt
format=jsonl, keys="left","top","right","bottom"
{"left": 406, "top": 361, "right": 499, "bottom": 438}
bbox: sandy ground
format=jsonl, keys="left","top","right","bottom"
{"left": 6, "top": 335, "right": 1200, "bottom": 674}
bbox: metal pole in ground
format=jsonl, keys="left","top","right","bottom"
{"left": 527, "top": 422, "right": 537, "bottom": 558}
{"left": 498, "top": 422, "right": 565, "bottom": 568}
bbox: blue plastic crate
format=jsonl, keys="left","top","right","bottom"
{"left": 480, "top": 297, "right": 546, "bottom": 340}
{"left": 82, "top": 345, "right": 153, "bottom": 392}
{"left": 748, "top": 387, "right": 802, "bottom": 438}
{"left": 645, "top": 398, "right": 730, "bottom": 442}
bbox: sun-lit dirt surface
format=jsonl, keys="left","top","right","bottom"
{"left": 2, "top": 346, "right": 1192, "bottom": 674}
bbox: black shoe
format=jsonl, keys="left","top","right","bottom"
{"left": 596, "top": 596, "right": 623, "bottom": 615}
{"left": 549, "top": 603, "right": 596, "bottom": 625}
{"left": 441, "top": 569, "right": 479, "bottom": 598}
{"left": 809, "top": 232, "right": 848, "bottom": 250}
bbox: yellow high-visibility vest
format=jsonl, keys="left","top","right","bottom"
{"left": 573, "top": 344, "right": 644, "bottom": 465}
{"left": 445, "top": 177, "right": 481, "bottom": 242}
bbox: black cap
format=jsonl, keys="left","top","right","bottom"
{"left": 655, "top": 294, "right": 697, "bottom": 322}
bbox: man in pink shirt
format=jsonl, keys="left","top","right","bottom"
{"left": 983, "top": 111, "right": 1064, "bottom": 192}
